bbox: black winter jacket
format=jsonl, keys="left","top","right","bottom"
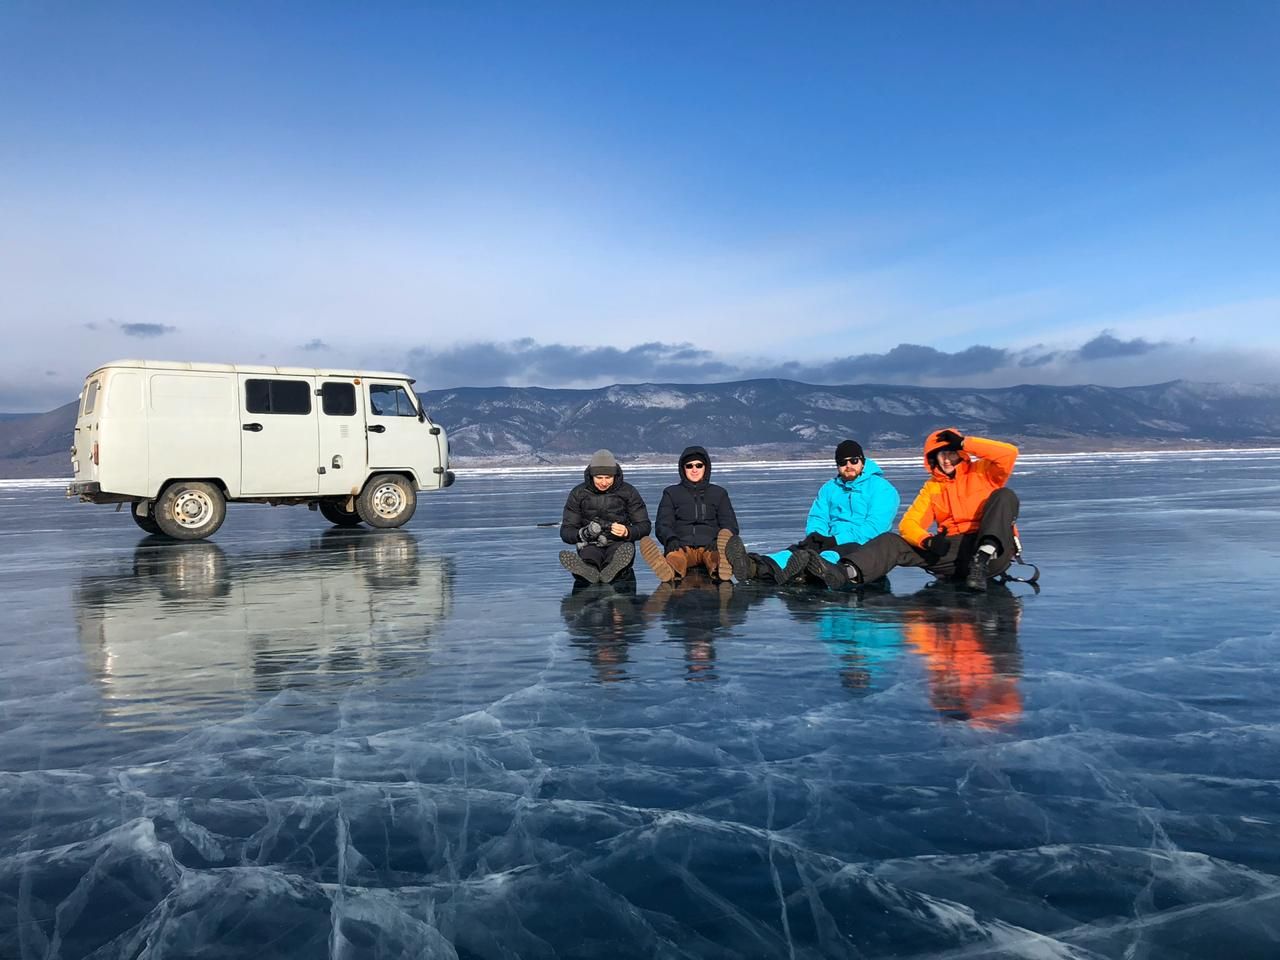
{"left": 655, "top": 446, "right": 740, "bottom": 550}
{"left": 559, "top": 463, "right": 652, "bottom": 545}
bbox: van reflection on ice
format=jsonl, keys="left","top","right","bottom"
{"left": 73, "top": 530, "right": 455, "bottom": 729}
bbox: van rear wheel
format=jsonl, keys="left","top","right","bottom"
{"left": 131, "top": 501, "right": 162, "bottom": 535}
{"left": 155, "top": 481, "right": 227, "bottom": 540}
{"left": 357, "top": 474, "right": 417, "bottom": 528}
{"left": 319, "top": 499, "right": 363, "bottom": 527}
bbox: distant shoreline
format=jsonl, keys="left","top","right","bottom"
{"left": 8, "top": 443, "right": 1278, "bottom": 486}
{"left": 447, "top": 439, "right": 1280, "bottom": 470}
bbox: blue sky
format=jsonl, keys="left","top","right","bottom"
{"left": 2, "top": 1, "right": 1278, "bottom": 409}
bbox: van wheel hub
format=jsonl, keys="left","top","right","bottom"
{"left": 173, "top": 490, "right": 215, "bottom": 528}
{"left": 370, "top": 483, "right": 406, "bottom": 519}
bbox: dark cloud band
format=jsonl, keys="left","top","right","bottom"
{"left": 120, "top": 322, "right": 176, "bottom": 338}
{"left": 404, "top": 332, "right": 1174, "bottom": 388}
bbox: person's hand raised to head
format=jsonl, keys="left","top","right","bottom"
{"left": 935, "top": 429, "right": 965, "bottom": 450}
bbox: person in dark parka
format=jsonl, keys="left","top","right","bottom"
{"left": 638, "top": 445, "right": 740, "bottom": 582}
{"left": 559, "top": 449, "right": 651, "bottom": 583}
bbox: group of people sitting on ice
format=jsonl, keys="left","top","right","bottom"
{"left": 558, "top": 428, "right": 1021, "bottom": 593}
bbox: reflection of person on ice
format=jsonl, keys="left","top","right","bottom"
{"left": 810, "top": 429, "right": 1020, "bottom": 592}
{"left": 902, "top": 582, "right": 1023, "bottom": 728}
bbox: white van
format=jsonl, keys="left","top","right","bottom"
{"left": 66, "top": 359, "right": 455, "bottom": 540}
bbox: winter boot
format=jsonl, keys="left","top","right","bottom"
{"left": 965, "top": 544, "right": 995, "bottom": 591}
{"left": 598, "top": 541, "right": 636, "bottom": 584}
{"left": 805, "top": 552, "right": 859, "bottom": 590}
{"left": 719, "top": 530, "right": 750, "bottom": 581}
{"left": 560, "top": 550, "right": 600, "bottom": 584}
{"left": 639, "top": 538, "right": 675, "bottom": 582}
{"left": 777, "top": 549, "right": 811, "bottom": 584}
{"left": 666, "top": 548, "right": 690, "bottom": 579}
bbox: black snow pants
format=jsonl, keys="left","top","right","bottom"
{"left": 844, "top": 488, "right": 1020, "bottom": 583}
{"left": 579, "top": 541, "right": 634, "bottom": 572}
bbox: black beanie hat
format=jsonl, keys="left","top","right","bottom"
{"left": 835, "top": 440, "right": 864, "bottom": 464}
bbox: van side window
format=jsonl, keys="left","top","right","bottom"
{"left": 83, "top": 380, "right": 100, "bottom": 415}
{"left": 321, "top": 382, "right": 356, "bottom": 416}
{"left": 369, "top": 384, "right": 418, "bottom": 417}
{"left": 245, "top": 379, "right": 311, "bottom": 415}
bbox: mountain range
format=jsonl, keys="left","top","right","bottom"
{"left": 3, "top": 379, "right": 1279, "bottom": 478}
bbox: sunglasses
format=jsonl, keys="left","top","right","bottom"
{"left": 837, "top": 457, "right": 863, "bottom": 466}
{"left": 684, "top": 461, "right": 706, "bottom": 470}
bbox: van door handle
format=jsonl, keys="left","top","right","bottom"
{"left": 367, "top": 424, "right": 386, "bottom": 434}
{"left": 243, "top": 423, "right": 263, "bottom": 432}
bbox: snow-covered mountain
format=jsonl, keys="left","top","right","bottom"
{"left": 421, "top": 379, "right": 1280, "bottom": 461}
{"left": 3, "top": 380, "right": 1279, "bottom": 477}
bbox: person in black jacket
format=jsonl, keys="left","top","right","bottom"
{"left": 559, "top": 449, "right": 652, "bottom": 583}
{"left": 638, "top": 445, "right": 740, "bottom": 582}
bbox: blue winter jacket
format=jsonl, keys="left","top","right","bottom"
{"left": 804, "top": 459, "right": 900, "bottom": 546}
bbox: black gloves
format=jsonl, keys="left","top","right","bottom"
{"left": 579, "top": 519, "right": 608, "bottom": 546}
{"left": 935, "top": 429, "right": 965, "bottom": 451}
{"left": 921, "top": 530, "right": 949, "bottom": 561}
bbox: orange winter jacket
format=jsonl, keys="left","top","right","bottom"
{"left": 899, "top": 431, "right": 1018, "bottom": 547}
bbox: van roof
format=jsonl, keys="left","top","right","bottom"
{"left": 88, "top": 359, "right": 416, "bottom": 382}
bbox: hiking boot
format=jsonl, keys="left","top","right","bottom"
{"left": 560, "top": 550, "right": 600, "bottom": 584}
{"left": 721, "top": 533, "right": 754, "bottom": 581}
{"left": 667, "top": 548, "right": 690, "bottom": 579}
{"left": 715, "top": 529, "right": 736, "bottom": 581}
{"left": 639, "top": 538, "right": 675, "bottom": 582}
{"left": 777, "top": 549, "right": 811, "bottom": 584}
{"left": 965, "top": 549, "right": 992, "bottom": 591}
{"left": 806, "top": 552, "right": 851, "bottom": 590}
{"left": 598, "top": 541, "right": 636, "bottom": 583}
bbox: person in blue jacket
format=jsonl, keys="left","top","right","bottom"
{"left": 723, "top": 440, "right": 900, "bottom": 584}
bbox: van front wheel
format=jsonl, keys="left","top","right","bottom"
{"left": 155, "top": 482, "right": 227, "bottom": 540}
{"left": 319, "top": 500, "right": 363, "bottom": 527}
{"left": 357, "top": 474, "right": 417, "bottom": 528}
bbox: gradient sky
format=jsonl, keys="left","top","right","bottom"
{"left": 2, "top": 1, "right": 1278, "bottom": 410}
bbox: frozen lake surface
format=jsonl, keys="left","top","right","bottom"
{"left": 3, "top": 450, "right": 1280, "bottom": 958}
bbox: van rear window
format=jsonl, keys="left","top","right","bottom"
{"left": 82, "top": 380, "right": 100, "bottom": 415}
{"left": 321, "top": 382, "right": 357, "bottom": 416}
{"left": 245, "top": 379, "right": 311, "bottom": 415}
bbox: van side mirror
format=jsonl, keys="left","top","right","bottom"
{"left": 418, "top": 409, "right": 426, "bottom": 423}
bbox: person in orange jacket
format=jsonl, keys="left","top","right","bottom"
{"left": 807, "top": 428, "right": 1020, "bottom": 592}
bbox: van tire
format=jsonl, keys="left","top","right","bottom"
{"left": 155, "top": 482, "right": 227, "bottom": 540}
{"left": 357, "top": 474, "right": 417, "bottom": 528}
{"left": 131, "top": 501, "right": 163, "bottom": 535}
{"left": 319, "top": 500, "right": 363, "bottom": 527}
